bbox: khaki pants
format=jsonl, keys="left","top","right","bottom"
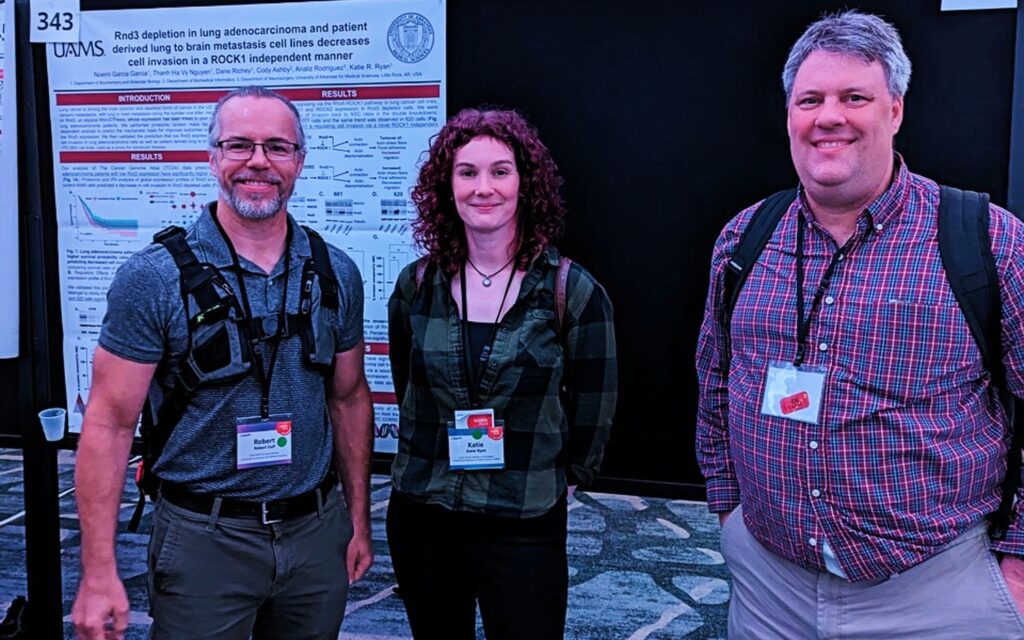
{"left": 147, "top": 493, "right": 352, "bottom": 639}
{"left": 721, "top": 506, "right": 1024, "bottom": 639}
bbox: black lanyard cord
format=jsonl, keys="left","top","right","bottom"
{"left": 213, "top": 212, "right": 293, "bottom": 419}
{"left": 793, "top": 212, "right": 862, "bottom": 367}
{"left": 460, "top": 263, "right": 516, "bottom": 406}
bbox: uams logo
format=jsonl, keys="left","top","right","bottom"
{"left": 386, "top": 13, "right": 433, "bottom": 63}
{"left": 52, "top": 41, "right": 105, "bottom": 58}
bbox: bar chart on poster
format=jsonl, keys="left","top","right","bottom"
{"left": 46, "top": 0, "right": 445, "bottom": 452}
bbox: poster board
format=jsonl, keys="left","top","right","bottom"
{"left": 0, "top": 0, "right": 18, "bottom": 359}
{"left": 45, "top": 0, "right": 445, "bottom": 452}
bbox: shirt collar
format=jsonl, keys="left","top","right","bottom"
{"left": 191, "top": 201, "right": 310, "bottom": 274}
{"left": 797, "top": 153, "right": 911, "bottom": 231}
{"left": 864, "top": 153, "right": 911, "bottom": 229}
{"left": 536, "top": 244, "right": 560, "bottom": 268}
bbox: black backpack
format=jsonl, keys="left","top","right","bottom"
{"left": 127, "top": 224, "right": 339, "bottom": 531}
{"left": 721, "top": 186, "right": 1021, "bottom": 540}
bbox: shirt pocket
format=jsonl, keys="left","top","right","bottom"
{"left": 514, "top": 308, "right": 561, "bottom": 368}
{"left": 843, "top": 298, "right": 977, "bottom": 401}
{"left": 488, "top": 308, "right": 562, "bottom": 403}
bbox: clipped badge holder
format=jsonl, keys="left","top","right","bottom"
{"left": 761, "top": 361, "right": 826, "bottom": 425}
{"left": 448, "top": 409, "right": 505, "bottom": 470}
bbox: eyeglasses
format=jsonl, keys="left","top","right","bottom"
{"left": 216, "top": 138, "right": 302, "bottom": 161}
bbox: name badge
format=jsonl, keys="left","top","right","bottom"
{"left": 236, "top": 413, "right": 293, "bottom": 469}
{"left": 448, "top": 408, "right": 505, "bottom": 471}
{"left": 761, "top": 362, "right": 825, "bottom": 425}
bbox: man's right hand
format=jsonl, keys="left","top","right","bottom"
{"left": 72, "top": 572, "right": 129, "bottom": 640}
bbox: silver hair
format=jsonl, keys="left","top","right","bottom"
{"left": 782, "top": 10, "right": 911, "bottom": 101}
{"left": 207, "top": 86, "right": 307, "bottom": 151}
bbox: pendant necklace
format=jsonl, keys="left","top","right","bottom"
{"left": 466, "top": 256, "right": 515, "bottom": 287}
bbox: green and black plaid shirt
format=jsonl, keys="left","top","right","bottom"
{"left": 388, "top": 246, "right": 618, "bottom": 518}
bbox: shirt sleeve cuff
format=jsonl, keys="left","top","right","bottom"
{"left": 567, "top": 464, "right": 595, "bottom": 488}
{"left": 990, "top": 498, "right": 1024, "bottom": 556}
{"left": 992, "top": 524, "right": 1024, "bottom": 557}
{"left": 705, "top": 477, "right": 741, "bottom": 513}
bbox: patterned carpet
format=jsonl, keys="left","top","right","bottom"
{"left": 0, "top": 450, "right": 730, "bottom": 639}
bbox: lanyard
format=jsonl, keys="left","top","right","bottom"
{"left": 213, "top": 213, "right": 292, "bottom": 419}
{"left": 460, "top": 263, "right": 515, "bottom": 406}
{"left": 793, "top": 211, "right": 862, "bottom": 367}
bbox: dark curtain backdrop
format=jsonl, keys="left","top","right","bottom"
{"left": 443, "top": 0, "right": 1015, "bottom": 489}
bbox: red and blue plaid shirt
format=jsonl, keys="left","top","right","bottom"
{"left": 696, "top": 159, "right": 1024, "bottom": 582}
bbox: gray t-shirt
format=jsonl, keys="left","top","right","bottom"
{"left": 99, "top": 205, "right": 363, "bottom": 501}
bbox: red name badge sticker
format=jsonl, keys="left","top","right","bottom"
{"left": 780, "top": 391, "right": 810, "bottom": 415}
{"left": 276, "top": 421, "right": 292, "bottom": 436}
{"left": 467, "top": 413, "right": 494, "bottom": 429}
{"left": 488, "top": 424, "right": 504, "bottom": 440}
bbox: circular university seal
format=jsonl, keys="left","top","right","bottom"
{"left": 387, "top": 13, "right": 435, "bottom": 63}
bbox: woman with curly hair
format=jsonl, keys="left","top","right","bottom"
{"left": 386, "top": 108, "right": 618, "bottom": 639}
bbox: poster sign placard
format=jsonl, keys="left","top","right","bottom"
{"left": 30, "top": 0, "right": 81, "bottom": 43}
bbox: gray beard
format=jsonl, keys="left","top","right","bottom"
{"left": 221, "top": 184, "right": 284, "bottom": 220}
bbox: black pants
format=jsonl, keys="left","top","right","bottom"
{"left": 386, "top": 490, "right": 568, "bottom": 640}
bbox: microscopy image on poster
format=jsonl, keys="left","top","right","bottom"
{"left": 47, "top": 0, "right": 445, "bottom": 452}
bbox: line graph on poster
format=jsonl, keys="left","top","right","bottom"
{"left": 68, "top": 193, "right": 140, "bottom": 240}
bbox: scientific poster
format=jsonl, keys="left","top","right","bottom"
{"left": 0, "top": 0, "right": 18, "bottom": 358}
{"left": 46, "top": 0, "right": 445, "bottom": 451}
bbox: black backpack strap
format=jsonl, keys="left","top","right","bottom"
{"left": 718, "top": 189, "right": 797, "bottom": 374}
{"left": 128, "top": 378, "right": 196, "bottom": 532}
{"left": 130, "top": 226, "right": 229, "bottom": 531}
{"left": 937, "top": 186, "right": 1020, "bottom": 539}
{"left": 723, "top": 189, "right": 799, "bottom": 320}
{"left": 938, "top": 187, "right": 999, "bottom": 375}
{"left": 154, "top": 225, "right": 230, "bottom": 321}
{"left": 302, "top": 226, "right": 339, "bottom": 310}
{"left": 154, "top": 225, "right": 193, "bottom": 270}
{"left": 155, "top": 226, "right": 210, "bottom": 299}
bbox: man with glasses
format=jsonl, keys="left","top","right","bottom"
{"left": 72, "top": 86, "right": 374, "bottom": 639}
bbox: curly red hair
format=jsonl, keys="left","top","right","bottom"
{"left": 411, "top": 108, "right": 566, "bottom": 275}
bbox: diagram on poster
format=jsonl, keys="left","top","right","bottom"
{"left": 47, "top": 0, "right": 445, "bottom": 452}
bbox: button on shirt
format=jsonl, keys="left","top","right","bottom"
{"left": 696, "top": 160, "right": 1024, "bottom": 582}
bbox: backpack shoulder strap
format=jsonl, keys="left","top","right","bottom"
{"left": 936, "top": 185, "right": 1021, "bottom": 539}
{"left": 302, "top": 226, "right": 339, "bottom": 310}
{"left": 154, "top": 225, "right": 201, "bottom": 280}
{"left": 938, "top": 186, "right": 999, "bottom": 376}
{"left": 414, "top": 256, "right": 430, "bottom": 292}
{"left": 131, "top": 226, "right": 234, "bottom": 531}
{"left": 723, "top": 189, "right": 798, "bottom": 319}
{"left": 154, "top": 225, "right": 238, "bottom": 325}
{"left": 555, "top": 256, "right": 573, "bottom": 336}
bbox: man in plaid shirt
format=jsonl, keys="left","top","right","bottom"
{"left": 696, "top": 10, "right": 1024, "bottom": 638}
